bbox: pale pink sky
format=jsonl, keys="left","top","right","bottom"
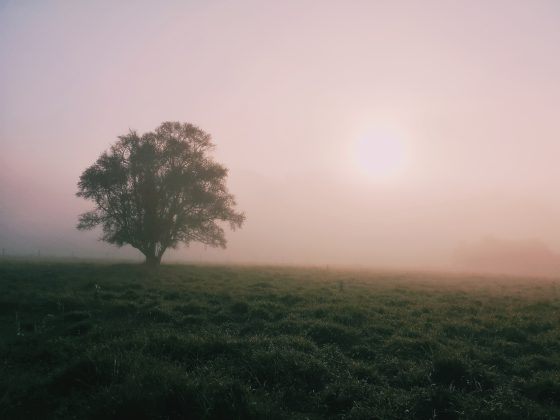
{"left": 1, "top": 1, "right": 560, "bottom": 272}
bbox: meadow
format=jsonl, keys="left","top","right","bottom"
{"left": 0, "top": 261, "right": 559, "bottom": 419}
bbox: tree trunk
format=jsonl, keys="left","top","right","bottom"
{"left": 144, "top": 253, "right": 161, "bottom": 266}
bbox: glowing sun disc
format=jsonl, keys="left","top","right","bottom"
{"left": 354, "top": 129, "right": 407, "bottom": 179}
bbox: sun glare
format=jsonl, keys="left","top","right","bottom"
{"left": 354, "top": 129, "right": 407, "bottom": 181}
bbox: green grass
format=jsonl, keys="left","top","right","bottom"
{"left": 1, "top": 262, "right": 559, "bottom": 419}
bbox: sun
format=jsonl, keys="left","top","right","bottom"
{"left": 353, "top": 128, "right": 407, "bottom": 180}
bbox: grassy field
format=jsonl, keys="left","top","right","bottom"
{"left": 0, "top": 262, "right": 559, "bottom": 419}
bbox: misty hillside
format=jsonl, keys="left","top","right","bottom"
{"left": 456, "top": 237, "right": 560, "bottom": 277}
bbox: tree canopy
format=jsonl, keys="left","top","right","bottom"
{"left": 76, "top": 121, "right": 245, "bottom": 265}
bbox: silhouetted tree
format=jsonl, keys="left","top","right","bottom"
{"left": 76, "top": 122, "right": 245, "bottom": 265}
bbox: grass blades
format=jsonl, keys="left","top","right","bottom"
{"left": 0, "top": 262, "right": 559, "bottom": 419}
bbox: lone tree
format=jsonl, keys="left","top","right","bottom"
{"left": 76, "top": 121, "right": 245, "bottom": 265}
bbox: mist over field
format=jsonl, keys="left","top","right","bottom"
{"left": 2, "top": 1, "right": 560, "bottom": 275}
{"left": 4, "top": 3, "right": 560, "bottom": 419}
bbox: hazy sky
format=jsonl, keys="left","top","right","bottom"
{"left": 1, "top": 1, "right": 560, "bottom": 272}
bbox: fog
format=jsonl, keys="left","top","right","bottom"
{"left": 2, "top": 1, "right": 560, "bottom": 275}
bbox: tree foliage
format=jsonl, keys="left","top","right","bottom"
{"left": 76, "top": 122, "right": 245, "bottom": 264}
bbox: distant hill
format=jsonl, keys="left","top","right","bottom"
{"left": 455, "top": 237, "right": 560, "bottom": 276}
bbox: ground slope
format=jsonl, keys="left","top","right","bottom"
{"left": 0, "top": 262, "right": 559, "bottom": 419}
